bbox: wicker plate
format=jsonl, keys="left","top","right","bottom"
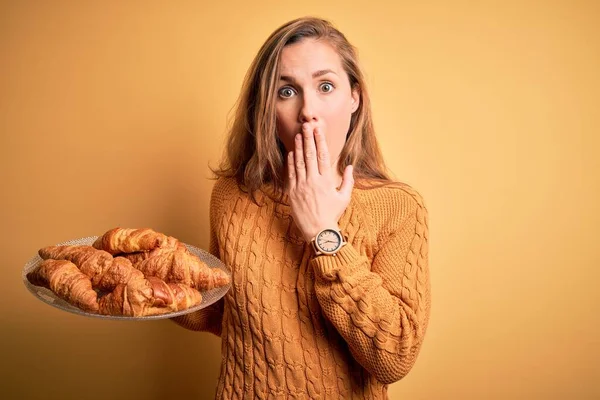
{"left": 22, "top": 236, "right": 231, "bottom": 320}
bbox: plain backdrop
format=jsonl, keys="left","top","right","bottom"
{"left": 1, "top": 1, "right": 599, "bottom": 399}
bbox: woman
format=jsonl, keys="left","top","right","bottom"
{"left": 173, "top": 16, "right": 431, "bottom": 399}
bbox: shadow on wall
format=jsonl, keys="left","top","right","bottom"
{"left": 151, "top": 147, "right": 224, "bottom": 399}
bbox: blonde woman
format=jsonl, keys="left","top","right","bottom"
{"left": 173, "top": 16, "right": 431, "bottom": 399}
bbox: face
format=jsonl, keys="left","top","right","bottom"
{"left": 275, "top": 38, "right": 359, "bottom": 167}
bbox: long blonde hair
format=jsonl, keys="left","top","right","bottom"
{"left": 211, "top": 17, "right": 395, "bottom": 201}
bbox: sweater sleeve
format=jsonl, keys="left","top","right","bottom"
{"left": 170, "top": 179, "right": 226, "bottom": 337}
{"left": 310, "top": 195, "right": 430, "bottom": 384}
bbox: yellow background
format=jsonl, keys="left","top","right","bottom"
{"left": 2, "top": 1, "right": 599, "bottom": 399}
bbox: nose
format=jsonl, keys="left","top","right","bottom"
{"left": 298, "top": 92, "right": 318, "bottom": 124}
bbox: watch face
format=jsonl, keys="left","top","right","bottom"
{"left": 316, "top": 229, "right": 342, "bottom": 253}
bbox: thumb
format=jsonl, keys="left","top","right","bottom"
{"left": 338, "top": 165, "right": 354, "bottom": 197}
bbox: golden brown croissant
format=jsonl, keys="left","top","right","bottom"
{"left": 27, "top": 259, "right": 99, "bottom": 313}
{"left": 169, "top": 281, "right": 203, "bottom": 310}
{"left": 131, "top": 244, "right": 230, "bottom": 291}
{"left": 121, "top": 235, "right": 180, "bottom": 265}
{"left": 98, "top": 276, "right": 202, "bottom": 317}
{"left": 38, "top": 245, "right": 144, "bottom": 292}
{"left": 179, "top": 248, "right": 231, "bottom": 291}
{"left": 92, "top": 228, "right": 167, "bottom": 255}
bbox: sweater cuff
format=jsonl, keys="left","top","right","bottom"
{"left": 310, "top": 244, "right": 361, "bottom": 281}
{"left": 169, "top": 301, "right": 223, "bottom": 337}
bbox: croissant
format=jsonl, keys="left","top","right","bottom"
{"left": 38, "top": 245, "right": 144, "bottom": 292}
{"left": 130, "top": 244, "right": 230, "bottom": 291}
{"left": 27, "top": 259, "right": 99, "bottom": 313}
{"left": 179, "top": 248, "right": 231, "bottom": 291}
{"left": 92, "top": 228, "right": 167, "bottom": 255}
{"left": 170, "top": 281, "right": 204, "bottom": 310}
{"left": 98, "top": 276, "right": 202, "bottom": 317}
{"left": 121, "top": 235, "right": 180, "bottom": 265}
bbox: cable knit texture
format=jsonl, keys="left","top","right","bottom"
{"left": 171, "top": 177, "right": 431, "bottom": 399}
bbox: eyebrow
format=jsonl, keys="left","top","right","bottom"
{"left": 279, "top": 69, "right": 338, "bottom": 83}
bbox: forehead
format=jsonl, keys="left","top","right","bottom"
{"left": 279, "top": 38, "right": 343, "bottom": 74}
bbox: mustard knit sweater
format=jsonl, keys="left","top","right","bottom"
{"left": 172, "top": 177, "right": 430, "bottom": 399}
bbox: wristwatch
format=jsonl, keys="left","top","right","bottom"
{"left": 311, "top": 228, "right": 347, "bottom": 256}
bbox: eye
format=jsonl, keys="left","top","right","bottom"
{"left": 320, "top": 82, "right": 335, "bottom": 93}
{"left": 278, "top": 87, "right": 296, "bottom": 99}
